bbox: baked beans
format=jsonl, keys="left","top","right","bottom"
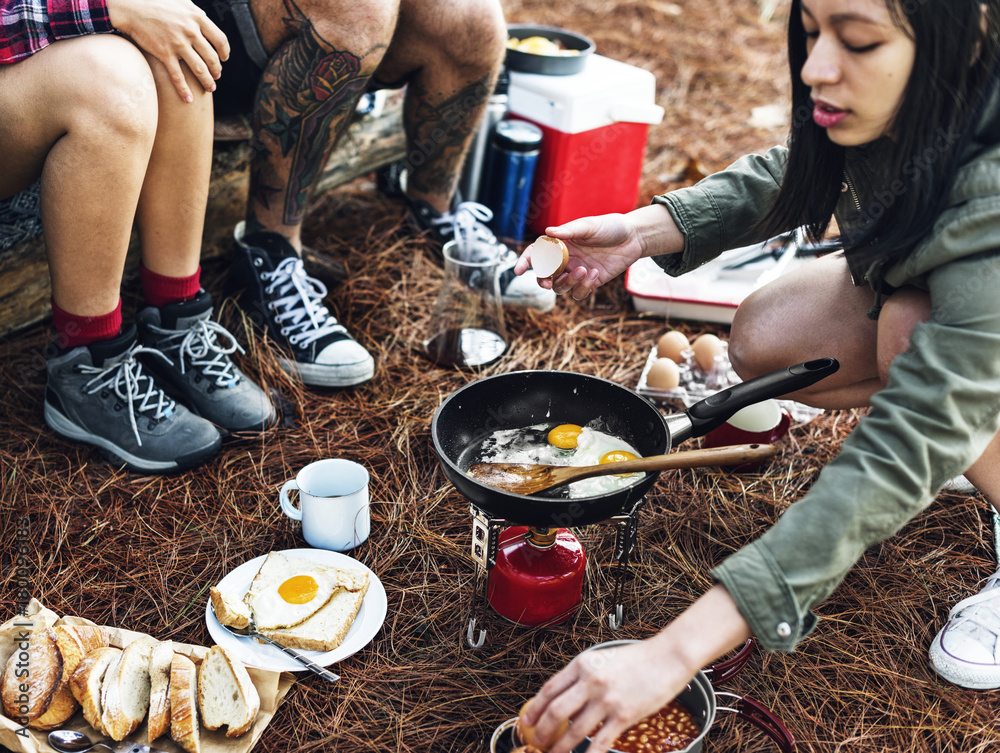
{"left": 601, "top": 699, "right": 701, "bottom": 753}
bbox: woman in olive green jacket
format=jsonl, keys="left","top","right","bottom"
{"left": 514, "top": 1, "right": 1000, "bottom": 751}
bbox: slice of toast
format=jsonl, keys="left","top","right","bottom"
{"left": 169, "top": 653, "right": 200, "bottom": 753}
{"left": 242, "top": 551, "right": 370, "bottom": 645}
{"left": 101, "top": 637, "right": 154, "bottom": 740}
{"left": 210, "top": 587, "right": 251, "bottom": 630}
{"left": 197, "top": 646, "right": 260, "bottom": 738}
{"left": 259, "top": 581, "right": 369, "bottom": 652}
{"left": 69, "top": 646, "right": 121, "bottom": 735}
{"left": 147, "top": 641, "right": 175, "bottom": 742}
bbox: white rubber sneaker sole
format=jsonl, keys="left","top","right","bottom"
{"left": 280, "top": 354, "right": 375, "bottom": 387}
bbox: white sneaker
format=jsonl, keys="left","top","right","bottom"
{"left": 942, "top": 474, "right": 977, "bottom": 493}
{"left": 498, "top": 249, "right": 557, "bottom": 313}
{"left": 929, "top": 568, "right": 1000, "bottom": 689}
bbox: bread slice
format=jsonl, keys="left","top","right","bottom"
{"left": 169, "top": 653, "right": 200, "bottom": 753}
{"left": 69, "top": 646, "right": 121, "bottom": 735}
{"left": 147, "top": 641, "right": 175, "bottom": 742}
{"left": 101, "top": 637, "right": 154, "bottom": 740}
{"left": 241, "top": 551, "right": 370, "bottom": 649}
{"left": 33, "top": 625, "right": 111, "bottom": 729}
{"left": 259, "top": 583, "right": 369, "bottom": 652}
{"left": 210, "top": 587, "right": 251, "bottom": 629}
{"left": 197, "top": 646, "right": 260, "bottom": 738}
{"left": 0, "top": 627, "right": 61, "bottom": 725}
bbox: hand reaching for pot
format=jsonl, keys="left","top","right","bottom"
{"left": 520, "top": 586, "right": 753, "bottom": 753}
{"left": 513, "top": 204, "right": 685, "bottom": 302}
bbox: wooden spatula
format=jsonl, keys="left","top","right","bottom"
{"left": 467, "top": 443, "right": 778, "bottom": 495}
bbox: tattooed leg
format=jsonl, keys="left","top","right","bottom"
{"left": 374, "top": 0, "right": 506, "bottom": 213}
{"left": 246, "top": 0, "right": 395, "bottom": 249}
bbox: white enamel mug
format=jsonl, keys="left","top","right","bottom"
{"left": 279, "top": 459, "right": 371, "bottom": 551}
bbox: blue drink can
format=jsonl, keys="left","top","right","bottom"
{"left": 483, "top": 119, "right": 543, "bottom": 243}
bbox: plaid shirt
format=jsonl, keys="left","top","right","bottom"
{"left": 0, "top": 0, "right": 113, "bottom": 64}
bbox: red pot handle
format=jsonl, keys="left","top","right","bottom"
{"left": 705, "top": 638, "right": 754, "bottom": 687}
{"left": 715, "top": 692, "right": 796, "bottom": 753}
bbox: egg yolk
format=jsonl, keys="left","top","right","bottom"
{"left": 547, "top": 424, "right": 584, "bottom": 449}
{"left": 600, "top": 450, "right": 638, "bottom": 464}
{"left": 600, "top": 450, "right": 638, "bottom": 477}
{"left": 277, "top": 574, "right": 319, "bottom": 604}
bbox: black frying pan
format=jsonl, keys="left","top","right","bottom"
{"left": 431, "top": 358, "right": 838, "bottom": 527}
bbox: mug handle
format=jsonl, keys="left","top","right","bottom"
{"left": 279, "top": 479, "right": 302, "bottom": 521}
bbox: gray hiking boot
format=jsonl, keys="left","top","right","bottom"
{"left": 44, "top": 327, "right": 222, "bottom": 473}
{"left": 136, "top": 290, "right": 276, "bottom": 433}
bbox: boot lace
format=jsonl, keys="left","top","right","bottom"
{"left": 76, "top": 345, "right": 174, "bottom": 446}
{"left": 263, "top": 257, "right": 347, "bottom": 348}
{"left": 148, "top": 319, "right": 244, "bottom": 389}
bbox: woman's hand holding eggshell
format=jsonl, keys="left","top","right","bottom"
{"left": 527, "top": 236, "right": 570, "bottom": 279}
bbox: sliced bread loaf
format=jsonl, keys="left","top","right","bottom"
{"left": 0, "top": 627, "right": 61, "bottom": 726}
{"left": 147, "top": 641, "right": 175, "bottom": 742}
{"left": 197, "top": 646, "right": 260, "bottom": 738}
{"left": 69, "top": 646, "right": 121, "bottom": 735}
{"left": 33, "top": 625, "right": 111, "bottom": 730}
{"left": 101, "top": 637, "right": 154, "bottom": 740}
{"left": 169, "top": 653, "right": 200, "bottom": 753}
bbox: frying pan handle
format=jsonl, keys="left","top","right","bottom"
{"left": 681, "top": 358, "right": 839, "bottom": 440}
{"left": 716, "top": 692, "right": 797, "bottom": 753}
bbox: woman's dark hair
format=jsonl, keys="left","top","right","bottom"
{"left": 757, "top": 0, "right": 1000, "bottom": 262}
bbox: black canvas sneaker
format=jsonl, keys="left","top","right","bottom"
{"left": 225, "top": 223, "right": 375, "bottom": 387}
{"left": 405, "top": 197, "right": 556, "bottom": 313}
{"left": 137, "top": 290, "right": 276, "bottom": 433}
{"left": 43, "top": 326, "right": 222, "bottom": 473}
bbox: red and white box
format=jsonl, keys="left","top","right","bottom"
{"left": 507, "top": 55, "right": 665, "bottom": 236}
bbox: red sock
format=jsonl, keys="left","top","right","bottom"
{"left": 51, "top": 298, "right": 122, "bottom": 349}
{"left": 141, "top": 264, "right": 201, "bottom": 308}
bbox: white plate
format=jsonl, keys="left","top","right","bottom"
{"left": 205, "top": 548, "right": 387, "bottom": 672}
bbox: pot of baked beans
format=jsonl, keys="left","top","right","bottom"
{"left": 490, "top": 640, "right": 795, "bottom": 753}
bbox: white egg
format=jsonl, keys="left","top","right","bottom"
{"left": 248, "top": 571, "right": 336, "bottom": 630}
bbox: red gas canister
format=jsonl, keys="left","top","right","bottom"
{"left": 487, "top": 526, "right": 586, "bottom": 626}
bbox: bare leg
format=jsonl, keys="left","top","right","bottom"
{"left": 136, "top": 51, "right": 215, "bottom": 279}
{"left": 0, "top": 35, "right": 159, "bottom": 317}
{"left": 729, "top": 251, "right": 882, "bottom": 408}
{"left": 375, "top": 0, "right": 506, "bottom": 212}
{"left": 247, "top": 0, "right": 399, "bottom": 249}
{"left": 731, "top": 251, "right": 1000, "bottom": 507}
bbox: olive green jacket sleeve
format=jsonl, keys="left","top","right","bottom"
{"left": 650, "top": 146, "right": 788, "bottom": 276}
{"left": 650, "top": 145, "right": 1000, "bottom": 652}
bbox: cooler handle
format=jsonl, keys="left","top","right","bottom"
{"left": 609, "top": 102, "right": 665, "bottom": 125}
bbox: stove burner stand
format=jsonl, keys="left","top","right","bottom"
{"left": 465, "top": 499, "right": 643, "bottom": 648}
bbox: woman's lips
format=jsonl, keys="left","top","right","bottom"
{"left": 812, "top": 101, "right": 848, "bottom": 128}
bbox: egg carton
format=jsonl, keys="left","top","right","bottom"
{"left": 636, "top": 344, "right": 826, "bottom": 425}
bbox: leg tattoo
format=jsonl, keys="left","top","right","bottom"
{"left": 250, "top": 0, "right": 374, "bottom": 226}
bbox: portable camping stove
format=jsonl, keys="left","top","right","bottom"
{"left": 464, "top": 498, "right": 643, "bottom": 648}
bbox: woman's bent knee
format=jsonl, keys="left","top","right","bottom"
{"left": 58, "top": 36, "right": 159, "bottom": 143}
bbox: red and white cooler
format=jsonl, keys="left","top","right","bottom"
{"left": 506, "top": 54, "right": 664, "bottom": 235}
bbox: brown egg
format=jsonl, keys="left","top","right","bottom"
{"left": 656, "top": 330, "right": 690, "bottom": 362}
{"left": 516, "top": 702, "right": 569, "bottom": 751}
{"left": 646, "top": 357, "right": 681, "bottom": 390}
{"left": 691, "top": 333, "right": 724, "bottom": 371}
